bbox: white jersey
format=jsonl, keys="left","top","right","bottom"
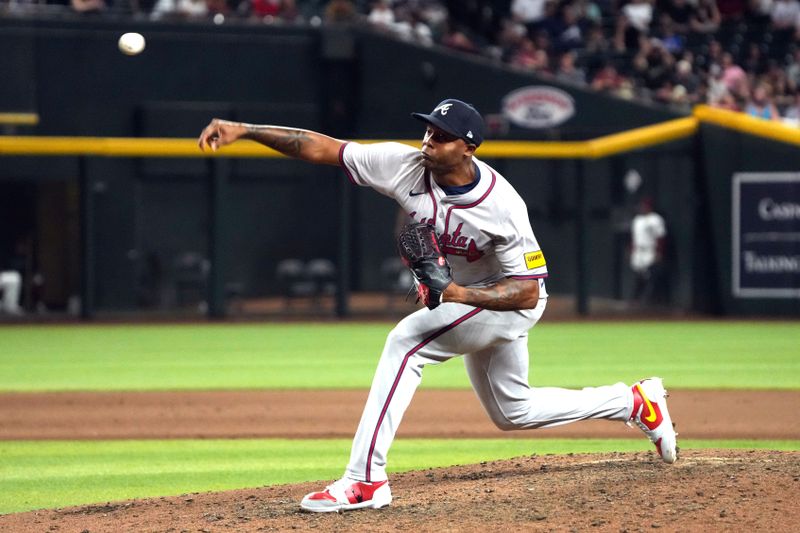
{"left": 630, "top": 211, "right": 666, "bottom": 272}
{"left": 314, "top": 140, "right": 643, "bottom": 489}
{"left": 339, "top": 141, "right": 548, "bottom": 298}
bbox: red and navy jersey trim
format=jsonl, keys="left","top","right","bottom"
{"left": 338, "top": 142, "right": 358, "bottom": 185}
{"left": 453, "top": 169, "right": 496, "bottom": 210}
{"left": 365, "top": 307, "right": 483, "bottom": 482}
{"left": 510, "top": 274, "right": 549, "bottom": 280}
{"left": 442, "top": 170, "right": 497, "bottom": 237}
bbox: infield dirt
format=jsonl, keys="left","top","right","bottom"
{"left": 1, "top": 389, "right": 799, "bottom": 531}
{"left": 1, "top": 450, "right": 798, "bottom": 532}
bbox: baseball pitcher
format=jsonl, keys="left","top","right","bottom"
{"left": 198, "top": 99, "right": 678, "bottom": 513}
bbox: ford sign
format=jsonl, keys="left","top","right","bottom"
{"left": 502, "top": 86, "right": 575, "bottom": 129}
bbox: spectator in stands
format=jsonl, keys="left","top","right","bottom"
{"left": 393, "top": 8, "right": 435, "bottom": 47}
{"left": 716, "top": 0, "right": 747, "bottom": 21}
{"left": 689, "top": 0, "right": 720, "bottom": 33}
{"left": 654, "top": 79, "right": 691, "bottom": 106}
{"left": 532, "top": 26, "right": 554, "bottom": 52}
{"left": 747, "top": 0, "right": 772, "bottom": 23}
{"left": 71, "top": 0, "right": 106, "bottom": 14}
{"left": 13, "top": 0, "right": 800, "bottom": 123}
{"left": 367, "top": 0, "right": 394, "bottom": 28}
{"left": 659, "top": 0, "right": 694, "bottom": 34}
{"left": 242, "top": 0, "right": 301, "bottom": 21}
{"left": 765, "top": 59, "right": 793, "bottom": 108}
{"left": 614, "top": 0, "right": 654, "bottom": 52}
{"left": 497, "top": 15, "right": 529, "bottom": 60}
{"left": 554, "top": 2, "right": 585, "bottom": 51}
{"left": 781, "top": 90, "right": 800, "bottom": 123}
{"left": 584, "top": 22, "right": 611, "bottom": 53}
{"left": 205, "top": 0, "right": 228, "bottom": 18}
{"left": 278, "top": 0, "right": 302, "bottom": 23}
{"left": 415, "top": 0, "right": 449, "bottom": 34}
{"left": 555, "top": 49, "right": 588, "bottom": 85}
{"left": 510, "top": 36, "right": 549, "bottom": 71}
{"left": 591, "top": 61, "right": 626, "bottom": 93}
{"left": 653, "top": 12, "right": 685, "bottom": 54}
{"left": 511, "top": 0, "right": 548, "bottom": 33}
{"left": 706, "top": 63, "right": 730, "bottom": 104}
{"left": 745, "top": 82, "right": 782, "bottom": 120}
{"left": 786, "top": 49, "right": 800, "bottom": 91}
{"left": 705, "top": 38, "right": 724, "bottom": 70}
{"left": 572, "top": 0, "right": 603, "bottom": 25}
{"left": 694, "top": 78, "right": 711, "bottom": 105}
{"left": 150, "top": 0, "right": 207, "bottom": 20}
{"left": 721, "top": 51, "right": 749, "bottom": 96}
{"left": 770, "top": 0, "right": 800, "bottom": 30}
{"left": 634, "top": 39, "right": 676, "bottom": 92}
{"left": 250, "top": 0, "right": 281, "bottom": 18}
{"left": 742, "top": 42, "right": 769, "bottom": 76}
{"left": 324, "top": 0, "right": 358, "bottom": 23}
{"left": 672, "top": 58, "right": 701, "bottom": 100}
{"left": 717, "top": 91, "right": 742, "bottom": 110}
{"left": 441, "top": 22, "right": 480, "bottom": 54}
{"left": 795, "top": 9, "right": 800, "bottom": 39}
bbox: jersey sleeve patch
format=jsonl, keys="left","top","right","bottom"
{"left": 524, "top": 250, "right": 546, "bottom": 270}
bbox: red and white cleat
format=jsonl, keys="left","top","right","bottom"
{"left": 300, "top": 478, "right": 392, "bottom": 513}
{"left": 628, "top": 377, "right": 679, "bottom": 464}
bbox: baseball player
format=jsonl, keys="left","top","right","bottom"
{"left": 630, "top": 196, "right": 668, "bottom": 304}
{"left": 197, "top": 99, "right": 678, "bottom": 513}
{"left": 0, "top": 269, "right": 23, "bottom": 315}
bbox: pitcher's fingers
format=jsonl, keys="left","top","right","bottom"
{"left": 198, "top": 122, "right": 220, "bottom": 150}
{"left": 198, "top": 127, "right": 212, "bottom": 150}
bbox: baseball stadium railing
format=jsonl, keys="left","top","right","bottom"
{"left": 1, "top": 105, "right": 798, "bottom": 318}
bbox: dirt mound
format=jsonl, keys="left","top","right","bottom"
{"left": 3, "top": 450, "right": 798, "bottom": 532}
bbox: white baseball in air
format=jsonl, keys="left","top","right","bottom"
{"left": 118, "top": 32, "right": 145, "bottom": 56}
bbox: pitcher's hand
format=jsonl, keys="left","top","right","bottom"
{"left": 198, "top": 119, "right": 247, "bottom": 152}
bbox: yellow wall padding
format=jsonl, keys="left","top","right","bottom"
{"left": 0, "top": 113, "right": 40, "bottom": 126}
{"left": 1, "top": 107, "right": 796, "bottom": 158}
{"left": 693, "top": 105, "right": 800, "bottom": 147}
{"left": 0, "top": 117, "right": 697, "bottom": 159}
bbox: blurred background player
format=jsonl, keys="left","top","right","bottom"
{"left": 630, "top": 196, "right": 668, "bottom": 306}
{"left": 0, "top": 269, "right": 23, "bottom": 315}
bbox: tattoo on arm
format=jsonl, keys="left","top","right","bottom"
{"left": 244, "top": 126, "right": 311, "bottom": 158}
{"left": 459, "top": 278, "right": 539, "bottom": 311}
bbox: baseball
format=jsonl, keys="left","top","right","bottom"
{"left": 118, "top": 32, "right": 145, "bottom": 56}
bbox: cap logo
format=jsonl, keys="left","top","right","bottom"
{"left": 466, "top": 131, "right": 473, "bottom": 138}
{"left": 434, "top": 103, "right": 453, "bottom": 115}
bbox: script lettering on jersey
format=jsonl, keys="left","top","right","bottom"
{"left": 409, "top": 211, "right": 435, "bottom": 225}
{"left": 439, "top": 222, "right": 484, "bottom": 263}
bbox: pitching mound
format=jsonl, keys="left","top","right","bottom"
{"left": 3, "top": 450, "right": 798, "bottom": 532}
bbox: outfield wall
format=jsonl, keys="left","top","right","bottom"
{"left": 1, "top": 18, "right": 797, "bottom": 316}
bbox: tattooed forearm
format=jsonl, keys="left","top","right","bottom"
{"left": 449, "top": 278, "right": 539, "bottom": 311}
{"left": 198, "top": 119, "right": 342, "bottom": 165}
{"left": 244, "top": 126, "right": 310, "bottom": 158}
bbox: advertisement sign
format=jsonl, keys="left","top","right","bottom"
{"left": 501, "top": 86, "right": 575, "bottom": 129}
{"left": 732, "top": 173, "right": 800, "bottom": 298}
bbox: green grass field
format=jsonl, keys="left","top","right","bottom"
{"left": 0, "top": 322, "right": 798, "bottom": 391}
{"left": 0, "top": 321, "right": 798, "bottom": 515}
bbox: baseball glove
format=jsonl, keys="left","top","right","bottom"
{"left": 397, "top": 223, "right": 453, "bottom": 310}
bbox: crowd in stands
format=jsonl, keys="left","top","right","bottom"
{"left": 3, "top": 0, "right": 800, "bottom": 123}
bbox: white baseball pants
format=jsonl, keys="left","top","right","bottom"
{"left": 344, "top": 298, "right": 633, "bottom": 483}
